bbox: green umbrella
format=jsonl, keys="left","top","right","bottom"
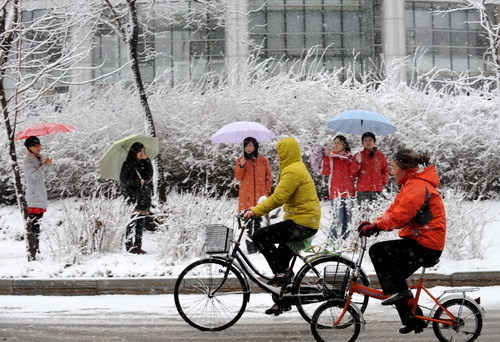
{"left": 99, "top": 134, "right": 160, "bottom": 181}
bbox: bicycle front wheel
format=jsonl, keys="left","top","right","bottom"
{"left": 294, "top": 255, "right": 370, "bottom": 323}
{"left": 311, "top": 300, "right": 361, "bottom": 342}
{"left": 174, "top": 258, "right": 250, "bottom": 331}
{"left": 432, "top": 298, "right": 483, "bottom": 342}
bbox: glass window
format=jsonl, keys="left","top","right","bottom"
{"left": 414, "top": 7, "right": 432, "bottom": 29}
{"left": 434, "top": 31, "right": 450, "bottom": 46}
{"left": 405, "top": 2, "right": 496, "bottom": 78}
{"left": 248, "top": 0, "right": 376, "bottom": 78}
{"left": 433, "top": 12, "right": 450, "bottom": 29}
{"left": 450, "top": 11, "right": 467, "bottom": 30}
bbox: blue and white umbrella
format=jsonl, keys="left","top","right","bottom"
{"left": 327, "top": 110, "right": 397, "bottom": 135}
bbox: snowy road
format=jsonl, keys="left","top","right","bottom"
{"left": 1, "top": 312, "right": 499, "bottom": 341}
{"left": 1, "top": 291, "right": 499, "bottom": 341}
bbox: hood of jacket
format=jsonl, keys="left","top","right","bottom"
{"left": 277, "top": 137, "right": 301, "bottom": 170}
{"left": 401, "top": 165, "right": 440, "bottom": 188}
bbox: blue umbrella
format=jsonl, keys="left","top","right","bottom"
{"left": 327, "top": 110, "right": 397, "bottom": 135}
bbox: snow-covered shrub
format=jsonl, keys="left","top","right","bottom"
{"left": 442, "top": 187, "right": 490, "bottom": 260}
{"left": 43, "top": 191, "right": 134, "bottom": 264}
{"left": 154, "top": 189, "right": 236, "bottom": 263}
{"left": 1, "top": 52, "right": 499, "bottom": 206}
{"left": 0, "top": 207, "right": 24, "bottom": 241}
{"left": 315, "top": 194, "right": 395, "bottom": 251}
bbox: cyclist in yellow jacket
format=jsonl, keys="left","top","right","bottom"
{"left": 244, "top": 137, "right": 321, "bottom": 314}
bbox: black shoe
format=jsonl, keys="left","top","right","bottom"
{"left": 267, "top": 270, "right": 294, "bottom": 287}
{"left": 399, "top": 320, "right": 428, "bottom": 334}
{"left": 264, "top": 303, "right": 292, "bottom": 316}
{"left": 382, "top": 289, "right": 413, "bottom": 306}
{"left": 128, "top": 246, "right": 146, "bottom": 254}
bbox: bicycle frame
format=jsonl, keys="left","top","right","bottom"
{"left": 210, "top": 215, "right": 330, "bottom": 301}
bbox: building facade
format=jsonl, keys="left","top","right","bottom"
{"left": 24, "top": 0, "right": 500, "bottom": 91}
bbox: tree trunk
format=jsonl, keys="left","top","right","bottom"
{"left": 0, "top": 0, "right": 36, "bottom": 261}
{"left": 126, "top": 0, "right": 167, "bottom": 203}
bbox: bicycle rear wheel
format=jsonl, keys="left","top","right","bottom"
{"left": 311, "top": 300, "right": 361, "bottom": 342}
{"left": 432, "top": 298, "right": 483, "bottom": 342}
{"left": 293, "top": 255, "right": 370, "bottom": 323}
{"left": 174, "top": 258, "right": 250, "bottom": 331}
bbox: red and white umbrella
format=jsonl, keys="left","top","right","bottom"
{"left": 15, "top": 122, "right": 77, "bottom": 141}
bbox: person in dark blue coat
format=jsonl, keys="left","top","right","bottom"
{"left": 120, "top": 142, "right": 153, "bottom": 254}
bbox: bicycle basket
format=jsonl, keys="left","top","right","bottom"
{"left": 204, "top": 224, "right": 233, "bottom": 254}
{"left": 323, "top": 263, "right": 350, "bottom": 297}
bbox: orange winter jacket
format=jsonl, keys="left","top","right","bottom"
{"left": 234, "top": 155, "right": 272, "bottom": 211}
{"left": 374, "top": 165, "right": 446, "bottom": 251}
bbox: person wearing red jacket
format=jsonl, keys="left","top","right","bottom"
{"left": 351, "top": 132, "right": 389, "bottom": 203}
{"left": 234, "top": 137, "right": 272, "bottom": 254}
{"left": 358, "top": 149, "right": 446, "bottom": 335}
{"left": 322, "top": 135, "right": 355, "bottom": 239}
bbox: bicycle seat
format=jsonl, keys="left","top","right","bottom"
{"left": 287, "top": 236, "right": 314, "bottom": 253}
{"left": 422, "top": 258, "right": 440, "bottom": 268}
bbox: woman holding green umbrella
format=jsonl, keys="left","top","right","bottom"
{"left": 120, "top": 142, "right": 153, "bottom": 254}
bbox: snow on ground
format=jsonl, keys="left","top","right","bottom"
{"left": 0, "top": 200, "right": 499, "bottom": 279}
{"left": 0, "top": 286, "right": 499, "bottom": 321}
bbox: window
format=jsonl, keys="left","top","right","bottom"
{"left": 405, "top": 1, "right": 496, "bottom": 78}
{"left": 248, "top": 0, "right": 378, "bottom": 77}
{"left": 93, "top": 1, "right": 225, "bottom": 85}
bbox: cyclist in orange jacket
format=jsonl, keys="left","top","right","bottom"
{"left": 358, "top": 149, "right": 446, "bottom": 335}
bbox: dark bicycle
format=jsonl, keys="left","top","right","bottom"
{"left": 174, "top": 214, "right": 371, "bottom": 331}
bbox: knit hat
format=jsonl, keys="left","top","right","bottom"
{"left": 24, "top": 136, "right": 41, "bottom": 148}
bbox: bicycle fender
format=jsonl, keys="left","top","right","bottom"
{"left": 429, "top": 294, "right": 485, "bottom": 319}
{"left": 349, "top": 300, "right": 366, "bottom": 330}
{"left": 207, "top": 256, "right": 252, "bottom": 302}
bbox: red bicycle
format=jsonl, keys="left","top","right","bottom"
{"left": 310, "top": 236, "right": 484, "bottom": 342}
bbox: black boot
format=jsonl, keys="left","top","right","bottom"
{"left": 125, "top": 242, "right": 135, "bottom": 253}
{"left": 399, "top": 305, "right": 427, "bottom": 334}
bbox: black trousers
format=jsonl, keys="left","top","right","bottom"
{"left": 369, "top": 238, "right": 441, "bottom": 325}
{"left": 246, "top": 217, "right": 262, "bottom": 254}
{"left": 369, "top": 238, "right": 442, "bottom": 295}
{"left": 126, "top": 213, "right": 146, "bottom": 248}
{"left": 29, "top": 213, "right": 44, "bottom": 253}
{"left": 252, "top": 220, "right": 316, "bottom": 274}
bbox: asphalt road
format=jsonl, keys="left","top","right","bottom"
{"left": 1, "top": 309, "right": 498, "bottom": 342}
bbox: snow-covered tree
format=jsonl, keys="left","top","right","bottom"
{"left": 0, "top": 0, "right": 96, "bottom": 260}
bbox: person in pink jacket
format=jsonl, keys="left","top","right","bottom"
{"left": 351, "top": 132, "right": 389, "bottom": 203}
{"left": 322, "top": 135, "right": 355, "bottom": 239}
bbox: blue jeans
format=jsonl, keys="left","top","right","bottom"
{"left": 329, "top": 199, "right": 350, "bottom": 240}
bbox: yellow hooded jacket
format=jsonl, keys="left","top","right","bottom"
{"left": 251, "top": 137, "right": 321, "bottom": 229}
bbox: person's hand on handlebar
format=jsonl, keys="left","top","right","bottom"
{"left": 357, "top": 221, "right": 380, "bottom": 237}
{"left": 243, "top": 209, "right": 255, "bottom": 220}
